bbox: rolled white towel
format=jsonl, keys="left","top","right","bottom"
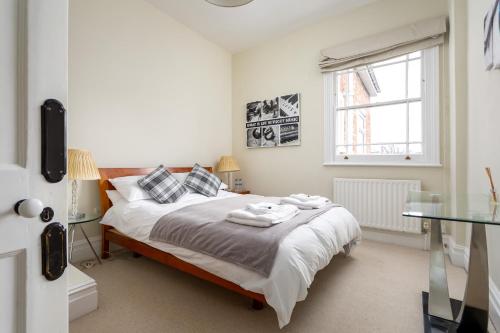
{"left": 289, "top": 193, "right": 321, "bottom": 202}
{"left": 227, "top": 204, "right": 299, "bottom": 225}
{"left": 246, "top": 202, "right": 281, "bottom": 215}
{"left": 281, "top": 197, "right": 331, "bottom": 210}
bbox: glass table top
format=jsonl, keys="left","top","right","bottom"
{"left": 68, "top": 211, "right": 102, "bottom": 225}
{"left": 403, "top": 191, "right": 500, "bottom": 225}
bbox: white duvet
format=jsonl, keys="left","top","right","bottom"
{"left": 100, "top": 191, "right": 361, "bottom": 328}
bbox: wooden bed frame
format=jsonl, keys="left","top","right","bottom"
{"left": 98, "top": 167, "right": 266, "bottom": 309}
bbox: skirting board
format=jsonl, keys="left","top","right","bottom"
{"left": 68, "top": 265, "right": 98, "bottom": 321}
{"left": 70, "top": 235, "right": 121, "bottom": 263}
{"left": 70, "top": 235, "right": 102, "bottom": 263}
{"left": 68, "top": 272, "right": 98, "bottom": 321}
{"left": 361, "top": 227, "right": 430, "bottom": 250}
{"left": 69, "top": 285, "right": 98, "bottom": 321}
{"left": 442, "top": 234, "right": 467, "bottom": 268}
{"left": 490, "top": 276, "right": 500, "bottom": 333}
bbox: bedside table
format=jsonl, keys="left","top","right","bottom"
{"left": 69, "top": 212, "right": 102, "bottom": 264}
{"left": 228, "top": 190, "right": 251, "bottom": 195}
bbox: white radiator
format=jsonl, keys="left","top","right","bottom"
{"left": 333, "top": 178, "right": 422, "bottom": 234}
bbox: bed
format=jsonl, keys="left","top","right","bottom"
{"left": 98, "top": 167, "right": 361, "bottom": 328}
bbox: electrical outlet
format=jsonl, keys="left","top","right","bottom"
{"left": 422, "top": 220, "right": 430, "bottom": 231}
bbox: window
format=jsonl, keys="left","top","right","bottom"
{"left": 324, "top": 47, "right": 440, "bottom": 166}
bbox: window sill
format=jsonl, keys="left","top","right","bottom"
{"left": 323, "top": 162, "right": 443, "bottom": 168}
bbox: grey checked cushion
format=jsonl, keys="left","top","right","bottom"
{"left": 184, "top": 163, "right": 221, "bottom": 197}
{"left": 137, "top": 165, "right": 188, "bottom": 203}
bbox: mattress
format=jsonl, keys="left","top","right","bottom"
{"left": 100, "top": 191, "right": 361, "bottom": 328}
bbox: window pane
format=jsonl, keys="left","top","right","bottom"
{"left": 409, "top": 143, "right": 423, "bottom": 154}
{"left": 336, "top": 73, "right": 348, "bottom": 108}
{"left": 337, "top": 145, "right": 347, "bottom": 155}
{"left": 369, "top": 62, "right": 406, "bottom": 104}
{"left": 337, "top": 53, "right": 423, "bottom": 109}
{"left": 409, "top": 101, "right": 422, "bottom": 142}
{"left": 408, "top": 51, "right": 422, "bottom": 59}
{"left": 336, "top": 110, "right": 368, "bottom": 147}
{"left": 368, "top": 104, "right": 407, "bottom": 144}
{"left": 338, "top": 62, "right": 407, "bottom": 107}
{"left": 366, "top": 143, "right": 406, "bottom": 155}
{"left": 336, "top": 71, "right": 371, "bottom": 107}
{"left": 336, "top": 104, "right": 408, "bottom": 155}
{"left": 331, "top": 47, "right": 438, "bottom": 163}
{"left": 372, "top": 55, "right": 407, "bottom": 67}
{"left": 408, "top": 59, "right": 421, "bottom": 98}
{"left": 337, "top": 143, "right": 408, "bottom": 156}
{"left": 336, "top": 110, "right": 349, "bottom": 146}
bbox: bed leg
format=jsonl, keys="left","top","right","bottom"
{"left": 252, "top": 299, "right": 264, "bottom": 310}
{"left": 132, "top": 252, "right": 142, "bottom": 258}
{"left": 101, "top": 225, "right": 110, "bottom": 259}
{"left": 343, "top": 240, "right": 356, "bottom": 257}
{"left": 343, "top": 244, "right": 351, "bottom": 257}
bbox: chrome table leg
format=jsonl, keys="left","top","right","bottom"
{"left": 456, "top": 223, "right": 489, "bottom": 332}
{"left": 428, "top": 219, "right": 454, "bottom": 320}
{"left": 69, "top": 224, "right": 75, "bottom": 262}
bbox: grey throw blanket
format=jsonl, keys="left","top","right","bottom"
{"left": 149, "top": 195, "right": 336, "bottom": 277}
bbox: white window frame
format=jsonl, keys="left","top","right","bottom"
{"left": 323, "top": 46, "right": 441, "bottom": 167}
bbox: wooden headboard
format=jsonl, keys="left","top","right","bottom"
{"left": 98, "top": 166, "right": 213, "bottom": 215}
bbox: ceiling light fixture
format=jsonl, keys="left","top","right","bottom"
{"left": 205, "top": 0, "right": 254, "bottom": 7}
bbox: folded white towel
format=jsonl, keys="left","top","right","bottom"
{"left": 226, "top": 217, "right": 278, "bottom": 228}
{"left": 280, "top": 197, "right": 331, "bottom": 210}
{"left": 227, "top": 204, "right": 299, "bottom": 227}
{"left": 246, "top": 202, "right": 281, "bottom": 215}
{"left": 289, "top": 193, "right": 321, "bottom": 202}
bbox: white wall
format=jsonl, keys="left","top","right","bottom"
{"left": 448, "top": 0, "right": 468, "bottom": 246}
{"left": 232, "top": 0, "right": 449, "bottom": 200}
{"left": 466, "top": 0, "right": 500, "bottom": 286}
{"left": 69, "top": 0, "right": 232, "bottom": 240}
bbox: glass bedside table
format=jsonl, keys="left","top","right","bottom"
{"left": 403, "top": 191, "right": 499, "bottom": 333}
{"left": 69, "top": 212, "right": 103, "bottom": 264}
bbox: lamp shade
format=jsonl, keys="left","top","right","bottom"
{"left": 68, "top": 149, "right": 100, "bottom": 180}
{"left": 217, "top": 156, "right": 240, "bottom": 172}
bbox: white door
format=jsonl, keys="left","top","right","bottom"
{"left": 0, "top": 0, "right": 68, "bottom": 332}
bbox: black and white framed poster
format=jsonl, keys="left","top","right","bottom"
{"left": 279, "top": 123, "right": 299, "bottom": 146}
{"left": 261, "top": 98, "right": 279, "bottom": 121}
{"left": 245, "top": 93, "right": 300, "bottom": 148}
{"left": 246, "top": 127, "right": 261, "bottom": 148}
{"left": 261, "top": 125, "right": 279, "bottom": 147}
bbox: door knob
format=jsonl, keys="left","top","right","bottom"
{"left": 14, "top": 199, "right": 44, "bottom": 218}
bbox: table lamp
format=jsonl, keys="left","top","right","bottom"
{"left": 68, "top": 149, "right": 100, "bottom": 219}
{"left": 217, "top": 156, "right": 240, "bottom": 190}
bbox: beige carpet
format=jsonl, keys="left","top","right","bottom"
{"left": 70, "top": 240, "right": 477, "bottom": 333}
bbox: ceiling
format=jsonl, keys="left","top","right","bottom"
{"left": 146, "top": 0, "right": 375, "bottom": 53}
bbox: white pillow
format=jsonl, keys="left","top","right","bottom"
{"left": 105, "top": 190, "right": 126, "bottom": 206}
{"left": 172, "top": 172, "right": 189, "bottom": 184}
{"left": 172, "top": 172, "right": 228, "bottom": 191}
{"left": 109, "top": 175, "right": 152, "bottom": 202}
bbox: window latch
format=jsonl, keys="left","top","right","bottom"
{"left": 405, "top": 155, "right": 412, "bottom": 160}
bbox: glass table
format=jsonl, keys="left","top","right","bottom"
{"left": 68, "top": 212, "right": 102, "bottom": 264}
{"left": 403, "top": 191, "right": 499, "bottom": 333}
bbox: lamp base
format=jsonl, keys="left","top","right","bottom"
{"left": 68, "top": 212, "right": 85, "bottom": 221}
{"left": 227, "top": 172, "right": 234, "bottom": 192}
